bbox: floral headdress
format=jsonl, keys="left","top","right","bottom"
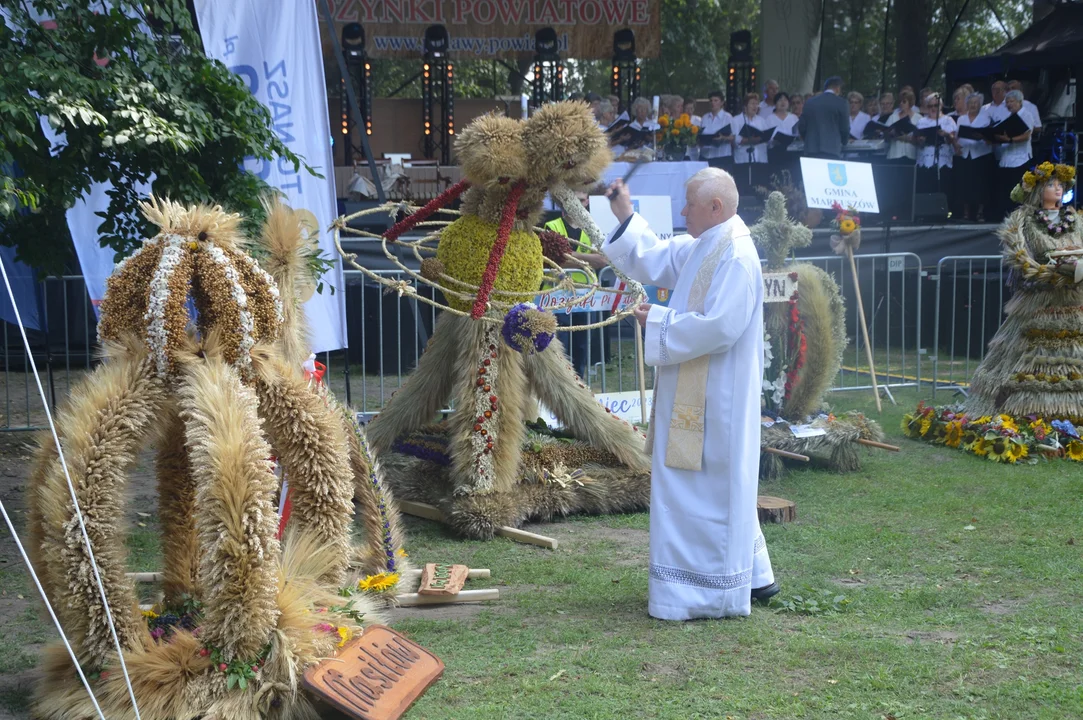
{"left": 1011, "top": 162, "right": 1076, "bottom": 204}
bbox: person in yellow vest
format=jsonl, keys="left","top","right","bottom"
{"left": 544, "top": 192, "right": 607, "bottom": 379}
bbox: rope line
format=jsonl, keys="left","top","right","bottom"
{"left": 0, "top": 497, "right": 107, "bottom": 719}
{"left": 0, "top": 256, "right": 144, "bottom": 719}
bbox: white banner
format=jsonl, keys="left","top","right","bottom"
{"left": 799, "top": 158, "right": 880, "bottom": 213}
{"left": 195, "top": 0, "right": 346, "bottom": 353}
{"left": 539, "top": 390, "right": 652, "bottom": 427}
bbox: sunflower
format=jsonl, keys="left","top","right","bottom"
{"left": 997, "top": 414, "right": 1018, "bottom": 432}
{"left": 1066, "top": 440, "right": 1083, "bottom": 461}
{"left": 944, "top": 421, "right": 964, "bottom": 448}
{"left": 986, "top": 437, "right": 1013, "bottom": 462}
{"left": 357, "top": 571, "right": 401, "bottom": 593}
{"left": 969, "top": 437, "right": 990, "bottom": 457}
{"left": 919, "top": 415, "right": 933, "bottom": 437}
{"left": 1008, "top": 441, "right": 1029, "bottom": 463}
{"left": 839, "top": 218, "right": 857, "bottom": 235}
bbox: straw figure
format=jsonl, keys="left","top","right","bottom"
{"left": 27, "top": 197, "right": 411, "bottom": 720}
{"left": 338, "top": 102, "right": 652, "bottom": 539}
{"left": 966, "top": 162, "right": 1083, "bottom": 420}
{"left": 751, "top": 192, "right": 884, "bottom": 478}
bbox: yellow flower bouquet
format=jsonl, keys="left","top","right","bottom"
{"left": 656, "top": 113, "right": 697, "bottom": 160}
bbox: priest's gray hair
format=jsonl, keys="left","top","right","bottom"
{"left": 686, "top": 167, "right": 739, "bottom": 212}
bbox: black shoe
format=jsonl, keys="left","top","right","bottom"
{"left": 751, "top": 582, "right": 780, "bottom": 604}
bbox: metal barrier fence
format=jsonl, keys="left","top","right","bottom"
{"left": 2, "top": 252, "right": 1012, "bottom": 431}
{"left": 929, "top": 256, "right": 1006, "bottom": 399}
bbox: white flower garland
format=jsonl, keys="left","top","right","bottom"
{"left": 761, "top": 329, "right": 786, "bottom": 409}
{"left": 206, "top": 244, "right": 257, "bottom": 373}
{"left": 144, "top": 234, "right": 186, "bottom": 376}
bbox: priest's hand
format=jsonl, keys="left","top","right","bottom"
{"left": 607, "top": 179, "right": 634, "bottom": 223}
{"left": 633, "top": 302, "right": 652, "bottom": 328}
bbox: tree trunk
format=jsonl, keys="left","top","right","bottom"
{"left": 893, "top": 0, "right": 929, "bottom": 91}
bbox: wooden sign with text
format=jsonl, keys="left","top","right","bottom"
{"left": 763, "top": 272, "right": 798, "bottom": 303}
{"left": 418, "top": 563, "right": 469, "bottom": 596}
{"left": 303, "top": 625, "right": 444, "bottom": 720}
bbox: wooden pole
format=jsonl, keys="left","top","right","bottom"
{"left": 397, "top": 499, "right": 558, "bottom": 549}
{"left": 855, "top": 438, "right": 901, "bottom": 452}
{"left": 394, "top": 589, "right": 499, "bottom": 606}
{"left": 634, "top": 324, "right": 648, "bottom": 426}
{"left": 846, "top": 246, "right": 882, "bottom": 412}
{"left": 763, "top": 446, "right": 810, "bottom": 462}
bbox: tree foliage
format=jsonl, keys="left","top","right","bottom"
{"left": 0, "top": 0, "right": 305, "bottom": 272}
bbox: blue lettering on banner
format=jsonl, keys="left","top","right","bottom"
{"left": 223, "top": 35, "right": 238, "bottom": 57}
{"left": 231, "top": 57, "right": 301, "bottom": 195}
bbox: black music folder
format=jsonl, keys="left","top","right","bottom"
{"left": 696, "top": 125, "right": 732, "bottom": 146}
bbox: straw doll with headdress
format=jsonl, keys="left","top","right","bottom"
{"left": 966, "top": 162, "right": 1083, "bottom": 420}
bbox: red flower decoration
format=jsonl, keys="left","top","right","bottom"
{"left": 471, "top": 181, "right": 527, "bottom": 320}
{"left": 384, "top": 179, "right": 471, "bottom": 242}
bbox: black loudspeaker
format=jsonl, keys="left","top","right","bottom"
{"left": 914, "top": 192, "right": 949, "bottom": 222}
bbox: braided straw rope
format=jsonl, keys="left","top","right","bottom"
{"left": 332, "top": 198, "right": 647, "bottom": 331}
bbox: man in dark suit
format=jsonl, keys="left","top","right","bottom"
{"left": 797, "top": 76, "right": 850, "bottom": 158}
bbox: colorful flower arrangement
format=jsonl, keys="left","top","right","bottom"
{"left": 828, "top": 202, "right": 862, "bottom": 256}
{"left": 656, "top": 113, "right": 699, "bottom": 157}
{"left": 902, "top": 403, "right": 1083, "bottom": 463}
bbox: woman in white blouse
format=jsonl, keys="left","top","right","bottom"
{"left": 953, "top": 92, "right": 993, "bottom": 221}
{"left": 886, "top": 89, "right": 920, "bottom": 164}
{"left": 732, "top": 92, "right": 769, "bottom": 165}
{"left": 914, "top": 93, "right": 957, "bottom": 193}
{"left": 766, "top": 92, "right": 797, "bottom": 169}
{"left": 848, "top": 91, "right": 871, "bottom": 140}
{"left": 993, "top": 89, "right": 1038, "bottom": 220}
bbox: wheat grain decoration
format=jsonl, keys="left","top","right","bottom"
{"left": 27, "top": 197, "right": 405, "bottom": 719}
{"left": 334, "top": 102, "right": 656, "bottom": 538}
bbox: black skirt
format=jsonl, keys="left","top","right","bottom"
{"left": 954, "top": 154, "right": 993, "bottom": 207}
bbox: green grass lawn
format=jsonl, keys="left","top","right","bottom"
{"left": 1, "top": 388, "right": 1081, "bottom": 718}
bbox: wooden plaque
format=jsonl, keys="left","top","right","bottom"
{"left": 418, "top": 563, "right": 469, "bottom": 596}
{"left": 303, "top": 625, "right": 444, "bottom": 720}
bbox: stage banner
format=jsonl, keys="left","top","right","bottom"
{"left": 195, "top": 0, "right": 347, "bottom": 353}
{"left": 759, "top": 0, "right": 821, "bottom": 96}
{"left": 800, "top": 158, "right": 880, "bottom": 213}
{"left": 327, "top": 0, "right": 661, "bottom": 59}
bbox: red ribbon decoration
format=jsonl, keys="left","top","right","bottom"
{"left": 471, "top": 180, "right": 527, "bottom": 319}
{"left": 383, "top": 179, "right": 471, "bottom": 242}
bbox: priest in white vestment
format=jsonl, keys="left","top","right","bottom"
{"left": 603, "top": 168, "right": 777, "bottom": 620}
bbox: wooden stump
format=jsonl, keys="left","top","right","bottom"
{"left": 757, "top": 495, "right": 796, "bottom": 524}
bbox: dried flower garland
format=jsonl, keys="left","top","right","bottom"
{"left": 1033, "top": 205, "right": 1078, "bottom": 236}
{"left": 351, "top": 414, "right": 405, "bottom": 574}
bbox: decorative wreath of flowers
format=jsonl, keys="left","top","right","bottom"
{"left": 1012, "top": 161, "right": 1077, "bottom": 203}
{"left": 902, "top": 403, "right": 1083, "bottom": 464}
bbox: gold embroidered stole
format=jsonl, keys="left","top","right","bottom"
{"left": 645, "top": 228, "right": 733, "bottom": 471}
